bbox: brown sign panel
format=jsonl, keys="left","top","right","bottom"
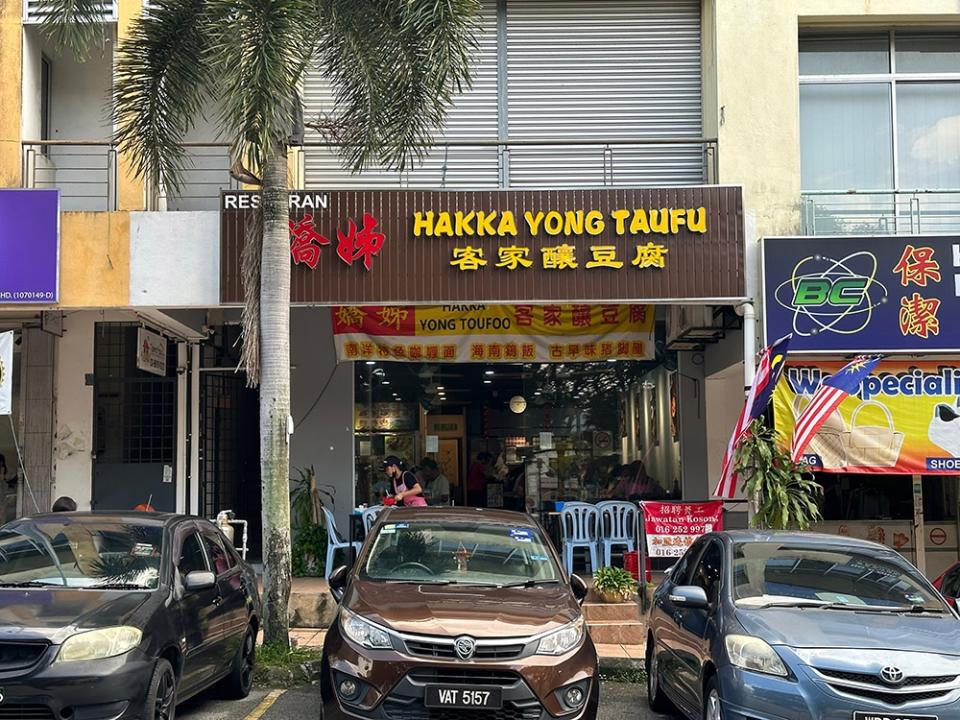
{"left": 220, "top": 187, "right": 745, "bottom": 305}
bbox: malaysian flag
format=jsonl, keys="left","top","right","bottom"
{"left": 790, "top": 355, "right": 883, "bottom": 463}
{"left": 713, "top": 335, "right": 792, "bottom": 499}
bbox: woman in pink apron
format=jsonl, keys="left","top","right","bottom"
{"left": 382, "top": 456, "right": 427, "bottom": 507}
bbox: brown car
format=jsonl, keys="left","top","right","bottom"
{"left": 321, "top": 506, "right": 599, "bottom": 720}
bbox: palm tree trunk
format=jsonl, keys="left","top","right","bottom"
{"left": 259, "top": 143, "right": 292, "bottom": 647}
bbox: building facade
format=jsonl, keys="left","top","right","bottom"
{"left": 1, "top": 0, "right": 958, "bottom": 571}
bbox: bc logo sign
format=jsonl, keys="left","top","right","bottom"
{"left": 774, "top": 251, "right": 888, "bottom": 338}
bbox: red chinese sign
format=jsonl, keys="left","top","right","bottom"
{"left": 641, "top": 501, "right": 724, "bottom": 558}
{"left": 288, "top": 213, "right": 385, "bottom": 271}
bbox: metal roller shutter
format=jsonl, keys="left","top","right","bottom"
{"left": 302, "top": 0, "right": 499, "bottom": 189}
{"left": 506, "top": 0, "right": 703, "bottom": 188}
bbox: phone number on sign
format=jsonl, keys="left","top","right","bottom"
{"left": 650, "top": 524, "right": 713, "bottom": 535}
{"left": 0, "top": 291, "right": 56, "bottom": 301}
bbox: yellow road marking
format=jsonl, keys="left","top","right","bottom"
{"left": 245, "top": 689, "right": 285, "bottom": 720}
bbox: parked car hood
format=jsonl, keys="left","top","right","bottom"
{"left": 346, "top": 579, "right": 579, "bottom": 638}
{"left": 735, "top": 607, "right": 960, "bottom": 655}
{"left": 0, "top": 589, "right": 153, "bottom": 643}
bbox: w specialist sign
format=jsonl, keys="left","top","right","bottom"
{"left": 0, "top": 190, "right": 59, "bottom": 304}
{"left": 763, "top": 235, "right": 959, "bottom": 353}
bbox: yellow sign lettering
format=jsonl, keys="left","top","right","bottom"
{"left": 524, "top": 211, "right": 545, "bottom": 236}
{"left": 413, "top": 211, "right": 434, "bottom": 237}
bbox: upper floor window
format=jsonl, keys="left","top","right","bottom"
{"left": 799, "top": 31, "right": 960, "bottom": 193}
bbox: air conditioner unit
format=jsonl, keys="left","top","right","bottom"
{"left": 666, "top": 306, "right": 724, "bottom": 349}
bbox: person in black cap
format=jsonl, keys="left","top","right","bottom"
{"left": 52, "top": 496, "right": 77, "bottom": 512}
{"left": 382, "top": 456, "right": 426, "bottom": 507}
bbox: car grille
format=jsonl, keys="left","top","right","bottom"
{"left": 816, "top": 667, "right": 959, "bottom": 706}
{"left": 0, "top": 642, "right": 48, "bottom": 672}
{"left": 407, "top": 668, "right": 523, "bottom": 686}
{"left": 819, "top": 669, "right": 958, "bottom": 688}
{"left": 404, "top": 640, "right": 525, "bottom": 661}
{"left": 383, "top": 698, "right": 542, "bottom": 720}
{"left": 0, "top": 705, "right": 54, "bottom": 719}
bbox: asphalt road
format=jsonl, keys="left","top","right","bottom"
{"left": 178, "top": 682, "right": 683, "bottom": 720}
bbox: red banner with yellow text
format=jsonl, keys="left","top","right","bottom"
{"left": 332, "top": 304, "right": 655, "bottom": 363}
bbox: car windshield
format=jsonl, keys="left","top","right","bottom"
{"left": 361, "top": 521, "right": 561, "bottom": 586}
{"left": 733, "top": 542, "right": 942, "bottom": 611}
{"left": 0, "top": 519, "right": 163, "bottom": 589}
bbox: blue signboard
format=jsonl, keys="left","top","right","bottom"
{"left": 0, "top": 189, "right": 60, "bottom": 304}
{"left": 762, "top": 235, "right": 960, "bottom": 353}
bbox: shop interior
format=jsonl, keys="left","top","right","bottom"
{"left": 353, "top": 358, "right": 683, "bottom": 515}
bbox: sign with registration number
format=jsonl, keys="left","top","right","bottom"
{"left": 424, "top": 686, "right": 502, "bottom": 709}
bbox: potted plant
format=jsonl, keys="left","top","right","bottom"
{"left": 593, "top": 566, "right": 637, "bottom": 603}
{"left": 734, "top": 418, "right": 823, "bottom": 530}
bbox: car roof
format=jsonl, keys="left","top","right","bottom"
{"left": 718, "top": 529, "right": 890, "bottom": 552}
{"left": 20, "top": 511, "right": 203, "bottom": 530}
{"left": 379, "top": 506, "right": 539, "bottom": 527}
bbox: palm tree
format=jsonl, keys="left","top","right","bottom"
{"left": 39, "top": 0, "right": 480, "bottom": 645}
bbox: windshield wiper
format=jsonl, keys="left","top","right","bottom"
{"left": 500, "top": 579, "right": 562, "bottom": 588}
{"left": 0, "top": 580, "right": 65, "bottom": 588}
{"left": 749, "top": 599, "right": 943, "bottom": 613}
{"left": 87, "top": 583, "right": 152, "bottom": 590}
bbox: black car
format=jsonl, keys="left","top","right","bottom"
{"left": 0, "top": 512, "right": 260, "bottom": 720}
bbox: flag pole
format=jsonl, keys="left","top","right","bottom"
{"left": 741, "top": 302, "right": 757, "bottom": 525}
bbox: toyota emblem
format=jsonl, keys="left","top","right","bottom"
{"left": 880, "top": 666, "right": 905, "bottom": 685}
{"left": 454, "top": 635, "right": 477, "bottom": 660}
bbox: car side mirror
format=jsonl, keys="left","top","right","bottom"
{"left": 184, "top": 570, "right": 216, "bottom": 592}
{"left": 329, "top": 565, "right": 349, "bottom": 602}
{"left": 669, "top": 585, "right": 709, "bottom": 610}
{"left": 570, "top": 574, "right": 588, "bottom": 604}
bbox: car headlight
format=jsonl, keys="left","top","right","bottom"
{"left": 340, "top": 608, "right": 392, "bottom": 649}
{"left": 57, "top": 626, "right": 143, "bottom": 662}
{"left": 725, "top": 635, "right": 788, "bottom": 677}
{"left": 536, "top": 617, "right": 585, "bottom": 656}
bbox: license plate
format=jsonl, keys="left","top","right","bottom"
{"left": 853, "top": 713, "right": 938, "bottom": 720}
{"left": 424, "top": 685, "right": 503, "bottom": 709}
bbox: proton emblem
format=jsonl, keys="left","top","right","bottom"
{"left": 454, "top": 635, "right": 476, "bottom": 660}
{"left": 880, "top": 666, "right": 904, "bottom": 685}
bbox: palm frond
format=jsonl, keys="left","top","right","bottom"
{"left": 203, "top": 0, "right": 319, "bottom": 179}
{"left": 111, "top": 0, "right": 212, "bottom": 192}
{"left": 36, "top": 0, "right": 106, "bottom": 60}
{"left": 317, "top": 0, "right": 481, "bottom": 172}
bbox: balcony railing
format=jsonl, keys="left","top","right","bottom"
{"left": 23, "top": 138, "right": 718, "bottom": 212}
{"left": 22, "top": 141, "right": 239, "bottom": 212}
{"left": 801, "top": 190, "right": 960, "bottom": 236}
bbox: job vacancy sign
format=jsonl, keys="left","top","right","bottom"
{"left": 0, "top": 189, "right": 60, "bottom": 305}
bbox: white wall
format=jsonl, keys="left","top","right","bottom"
{"left": 289, "top": 307, "right": 355, "bottom": 534}
{"left": 130, "top": 211, "right": 220, "bottom": 306}
{"left": 705, "top": 362, "right": 744, "bottom": 491}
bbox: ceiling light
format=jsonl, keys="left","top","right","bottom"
{"left": 485, "top": 370, "right": 495, "bottom": 376}
{"left": 484, "top": 379, "right": 492, "bottom": 384}
{"left": 437, "top": 386, "right": 445, "bottom": 390}
{"left": 365, "top": 361, "right": 376, "bottom": 366}
{"left": 607, "top": 358, "right": 617, "bottom": 363}
{"left": 382, "top": 380, "right": 390, "bottom": 385}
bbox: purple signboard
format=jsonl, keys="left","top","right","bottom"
{"left": 0, "top": 189, "right": 60, "bottom": 304}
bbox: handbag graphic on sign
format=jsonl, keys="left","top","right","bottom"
{"left": 791, "top": 394, "right": 847, "bottom": 468}
{"left": 842, "top": 400, "right": 904, "bottom": 468}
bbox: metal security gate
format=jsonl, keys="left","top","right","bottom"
{"left": 92, "top": 323, "right": 178, "bottom": 511}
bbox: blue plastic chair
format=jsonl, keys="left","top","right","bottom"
{"left": 596, "top": 500, "right": 637, "bottom": 567}
{"left": 322, "top": 506, "right": 362, "bottom": 579}
{"left": 559, "top": 502, "right": 600, "bottom": 574}
{"left": 362, "top": 505, "right": 384, "bottom": 534}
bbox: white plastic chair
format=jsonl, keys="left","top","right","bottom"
{"left": 559, "top": 502, "right": 600, "bottom": 574}
{"left": 362, "top": 505, "right": 384, "bottom": 534}
{"left": 322, "top": 506, "right": 362, "bottom": 579}
{"left": 596, "top": 500, "right": 637, "bottom": 567}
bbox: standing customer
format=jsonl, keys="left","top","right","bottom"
{"left": 467, "top": 452, "right": 493, "bottom": 507}
{"left": 383, "top": 456, "right": 427, "bottom": 507}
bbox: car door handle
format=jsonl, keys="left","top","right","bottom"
{"left": 213, "top": 595, "right": 223, "bottom": 606}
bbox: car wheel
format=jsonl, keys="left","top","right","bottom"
{"left": 703, "top": 676, "right": 722, "bottom": 720}
{"left": 221, "top": 625, "right": 256, "bottom": 699}
{"left": 646, "top": 638, "right": 673, "bottom": 713}
{"left": 146, "top": 658, "right": 177, "bottom": 720}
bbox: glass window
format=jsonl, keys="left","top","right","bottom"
{"left": 895, "top": 33, "right": 960, "bottom": 74}
{"left": 179, "top": 533, "right": 207, "bottom": 575}
{"left": 690, "top": 541, "right": 723, "bottom": 604}
{"left": 0, "top": 519, "right": 163, "bottom": 589}
{"left": 896, "top": 82, "right": 960, "bottom": 190}
{"left": 800, "top": 83, "right": 894, "bottom": 191}
{"left": 202, "top": 532, "right": 234, "bottom": 575}
{"left": 799, "top": 35, "right": 890, "bottom": 75}
{"left": 733, "top": 542, "right": 943, "bottom": 610}
{"left": 942, "top": 568, "right": 960, "bottom": 598}
{"left": 362, "top": 520, "right": 561, "bottom": 586}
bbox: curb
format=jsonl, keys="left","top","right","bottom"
{"left": 598, "top": 657, "right": 646, "bottom": 674}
